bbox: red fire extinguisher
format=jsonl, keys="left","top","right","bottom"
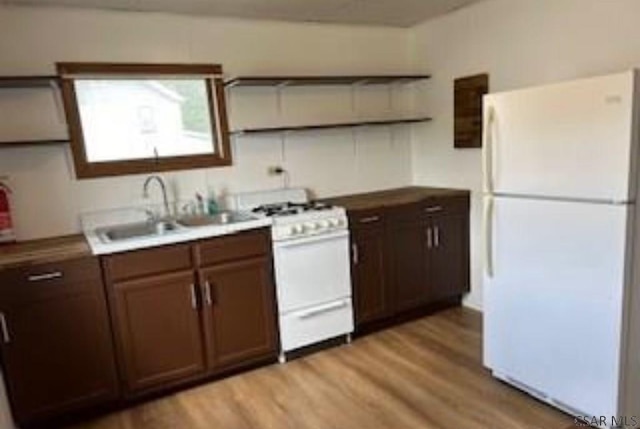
{"left": 0, "top": 180, "right": 15, "bottom": 244}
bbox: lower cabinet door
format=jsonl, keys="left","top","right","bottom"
{"left": 389, "top": 222, "right": 430, "bottom": 312}
{"left": 111, "top": 271, "right": 206, "bottom": 394}
{"left": 200, "top": 257, "right": 278, "bottom": 372}
{"left": 429, "top": 214, "right": 470, "bottom": 301}
{"left": 351, "top": 227, "right": 388, "bottom": 325}
{"left": 0, "top": 258, "right": 119, "bottom": 426}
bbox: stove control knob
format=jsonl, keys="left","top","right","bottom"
{"left": 329, "top": 218, "right": 340, "bottom": 228}
{"left": 318, "top": 220, "right": 330, "bottom": 229}
{"left": 306, "top": 222, "right": 318, "bottom": 231}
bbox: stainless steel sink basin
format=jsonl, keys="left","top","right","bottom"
{"left": 176, "top": 211, "right": 256, "bottom": 227}
{"left": 97, "top": 220, "right": 180, "bottom": 243}
{"left": 94, "top": 211, "right": 257, "bottom": 244}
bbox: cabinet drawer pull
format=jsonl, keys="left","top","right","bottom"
{"left": 352, "top": 243, "right": 359, "bottom": 265}
{"left": 190, "top": 284, "right": 198, "bottom": 310}
{"left": 359, "top": 216, "right": 380, "bottom": 224}
{"left": 0, "top": 313, "right": 10, "bottom": 344}
{"left": 426, "top": 227, "right": 433, "bottom": 249}
{"left": 28, "top": 271, "right": 63, "bottom": 282}
{"left": 204, "top": 281, "right": 213, "bottom": 306}
{"left": 298, "top": 301, "right": 348, "bottom": 319}
{"left": 434, "top": 226, "right": 440, "bottom": 248}
{"left": 424, "top": 206, "right": 443, "bottom": 213}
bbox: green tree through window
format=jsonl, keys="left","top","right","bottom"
{"left": 163, "top": 80, "right": 212, "bottom": 134}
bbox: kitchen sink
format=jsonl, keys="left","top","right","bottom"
{"left": 97, "top": 220, "right": 181, "bottom": 243}
{"left": 176, "top": 211, "right": 257, "bottom": 227}
{"left": 94, "top": 211, "right": 259, "bottom": 244}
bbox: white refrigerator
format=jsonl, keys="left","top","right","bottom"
{"left": 483, "top": 70, "right": 640, "bottom": 421}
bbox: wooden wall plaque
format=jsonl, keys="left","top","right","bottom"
{"left": 454, "top": 73, "right": 488, "bottom": 148}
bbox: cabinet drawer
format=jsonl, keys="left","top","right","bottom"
{"left": 197, "top": 228, "right": 270, "bottom": 266}
{"left": 421, "top": 196, "right": 470, "bottom": 217}
{"left": 348, "top": 209, "right": 385, "bottom": 230}
{"left": 0, "top": 257, "right": 101, "bottom": 305}
{"left": 104, "top": 244, "right": 193, "bottom": 282}
{"left": 279, "top": 298, "right": 354, "bottom": 352}
{"left": 386, "top": 202, "right": 421, "bottom": 225}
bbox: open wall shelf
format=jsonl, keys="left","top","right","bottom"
{"left": 0, "top": 76, "right": 60, "bottom": 89}
{"left": 230, "top": 117, "right": 432, "bottom": 136}
{"left": 225, "top": 74, "right": 431, "bottom": 88}
{"left": 0, "top": 139, "right": 68, "bottom": 147}
{"left": 0, "top": 75, "right": 67, "bottom": 149}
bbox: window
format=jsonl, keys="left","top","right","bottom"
{"left": 57, "top": 63, "right": 232, "bottom": 178}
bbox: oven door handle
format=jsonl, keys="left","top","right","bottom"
{"left": 275, "top": 230, "right": 349, "bottom": 248}
{"left": 297, "top": 300, "right": 349, "bottom": 319}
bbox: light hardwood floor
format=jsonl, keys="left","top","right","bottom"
{"left": 69, "top": 308, "right": 574, "bottom": 429}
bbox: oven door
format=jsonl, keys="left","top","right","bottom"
{"left": 273, "top": 230, "right": 352, "bottom": 314}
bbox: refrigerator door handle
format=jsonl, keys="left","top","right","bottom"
{"left": 483, "top": 105, "right": 495, "bottom": 193}
{"left": 483, "top": 195, "right": 494, "bottom": 277}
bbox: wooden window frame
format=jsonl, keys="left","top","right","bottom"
{"left": 56, "top": 63, "right": 232, "bottom": 179}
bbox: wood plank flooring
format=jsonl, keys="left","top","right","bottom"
{"left": 68, "top": 308, "right": 575, "bottom": 429}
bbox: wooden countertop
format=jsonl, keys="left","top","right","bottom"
{"left": 323, "top": 186, "right": 470, "bottom": 212}
{"left": 0, "top": 234, "right": 92, "bottom": 270}
{"left": 0, "top": 187, "right": 469, "bottom": 268}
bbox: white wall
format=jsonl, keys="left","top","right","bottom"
{"left": 409, "top": 0, "right": 640, "bottom": 309}
{"left": 0, "top": 5, "right": 417, "bottom": 240}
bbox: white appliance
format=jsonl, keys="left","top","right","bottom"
{"left": 483, "top": 70, "right": 640, "bottom": 423}
{"left": 227, "top": 188, "right": 354, "bottom": 361}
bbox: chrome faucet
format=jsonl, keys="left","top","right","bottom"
{"left": 143, "top": 175, "right": 171, "bottom": 218}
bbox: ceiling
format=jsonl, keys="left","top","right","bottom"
{"left": 2, "top": 0, "right": 485, "bottom": 27}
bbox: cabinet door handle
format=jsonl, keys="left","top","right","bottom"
{"left": 426, "top": 227, "right": 433, "bottom": 249}
{"left": 204, "top": 281, "right": 213, "bottom": 306}
{"left": 28, "top": 271, "right": 63, "bottom": 282}
{"left": 359, "top": 216, "right": 380, "bottom": 224}
{"left": 434, "top": 226, "right": 440, "bottom": 248}
{"left": 424, "top": 206, "right": 443, "bottom": 214}
{"left": 190, "top": 284, "right": 198, "bottom": 310}
{"left": 0, "top": 313, "right": 10, "bottom": 344}
{"left": 352, "top": 243, "right": 359, "bottom": 265}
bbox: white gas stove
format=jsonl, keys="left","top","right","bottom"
{"left": 227, "top": 188, "right": 354, "bottom": 361}
{"left": 228, "top": 189, "right": 348, "bottom": 240}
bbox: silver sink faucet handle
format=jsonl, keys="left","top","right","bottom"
{"left": 143, "top": 208, "right": 157, "bottom": 223}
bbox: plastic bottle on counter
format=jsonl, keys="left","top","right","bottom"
{"left": 207, "top": 195, "right": 220, "bottom": 215}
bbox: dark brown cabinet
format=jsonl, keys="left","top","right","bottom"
{"left": 102, "top": 228, "right": 278, "bottom": 397}
{"left": 351, "top": 225, "right": 389, "bottom": 324}
{"left": 428, "top": 213, "right": 470, "bottom": 302}
{"left": 0, "top": 257, "right": 119, "bottom": 426}
{"left": 340, "top": 190, "right": 470, "bottom": 329}
{"left": 110, "top": 271, "right": 205, "bottom": 394}
{"left": 389, "top": 219, "right": 431, "bottom": 311}
{"left": 0, "top": 228, "right": 277, "bottom": 425}
{"left": 200, "top": 257, "right": 277, "bottom": 372}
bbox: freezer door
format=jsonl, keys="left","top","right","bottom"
{"left": 483, "top": 197, "right": 628, "bottom": 417}
{"left": 484, "top": 71, "right": 637, "bottom": 202}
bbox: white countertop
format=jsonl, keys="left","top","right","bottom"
{"left": 85, "top": 217, "right": 272, "bottom": 255}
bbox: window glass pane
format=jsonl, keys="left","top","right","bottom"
{"left": 74, "top": 79, "right": 216, "bottom": 162}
